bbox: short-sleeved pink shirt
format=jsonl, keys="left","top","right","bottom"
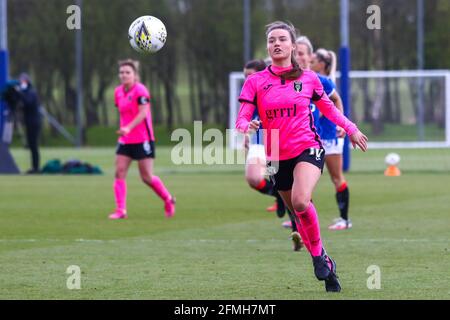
{"left": 114, "top": 82, "right": 155, "bottom": 144}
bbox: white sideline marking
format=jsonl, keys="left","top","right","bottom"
{"left": 0, "top": 238, "right": 448, "bottom": 244}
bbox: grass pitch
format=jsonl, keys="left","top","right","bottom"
{"left": 1, "top": 147, "right": 449, "bottom": 299}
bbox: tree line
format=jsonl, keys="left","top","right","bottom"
{"left": 8, "top": 0, "right": 450, "bottom": 143}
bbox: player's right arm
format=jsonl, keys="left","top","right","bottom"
{"left": 236, "top": 75, "right": 259, "bottom": 133}
{"left": 236, "top": 102, "right": 258, "bottom": 133}
{"left": 117, "top": 103, "right": 149, "bottom": 136}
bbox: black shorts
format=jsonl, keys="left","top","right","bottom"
{"left": 116, "top": 141, "right": 155, "bottom": 160}
{"left": 269, "top": 147, "right": 325, "bottom": 191}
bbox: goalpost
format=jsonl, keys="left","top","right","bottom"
{"left": 228, "top": 72, "right": 247, "bottom": 150}
{"left": 346, "top": 70, "right": 450, "bottom": 149}
{"left": 229, "top": 69, "right": 450, "bottom": 151}
{"left": 0, "top": 0, "right": 20, "bottom": 173}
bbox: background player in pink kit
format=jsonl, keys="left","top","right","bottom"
{"left": 236, "top": 22, "right": 368, "bottom": 292}
{"left": 109, "top": 59, "right": 176, "bottom": 220}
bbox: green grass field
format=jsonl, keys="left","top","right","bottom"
{"left": 1, "top": 147, "right": 450, "bottom": 299}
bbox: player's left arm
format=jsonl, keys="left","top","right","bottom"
{"left": 117, "top": 97, "right": 150, "bottom": 136}
{"left": 329, "top": 91, "right": 346, "bottom": 137}
{"left": 312, "top": 75, "right": 368, "bottom": 151}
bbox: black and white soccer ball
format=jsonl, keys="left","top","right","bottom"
{"left": 128, "top": 16, "right": 167, "bottom": 54}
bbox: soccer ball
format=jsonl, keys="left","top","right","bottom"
{"left": 385, "top": 153, "right": 400, "bottom": 166}
{"left": 128, "top": 16, "right": 167, "bottom": 54}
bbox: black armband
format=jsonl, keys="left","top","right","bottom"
{"left": 312, "top": 90, "right": 324, "bottom": 102}
{"left": 138, "top": 96, "right": 150, "bottom": 105}
{"left": 239, "top": 94, "right": 257, "bottom": 106}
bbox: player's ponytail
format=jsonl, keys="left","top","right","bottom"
{"left": 315, "top": 49, "right": 336, "bottom": 82}
{"left": 327, "top": 50, "right": 337, "bottom": 83}
{"left": 265, "top": 21, "right": 302, "bottom": 80}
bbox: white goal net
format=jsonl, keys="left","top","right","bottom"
{"left": 229, "top": 70, "right": 450, "bottom": 150}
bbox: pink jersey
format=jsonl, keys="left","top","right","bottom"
{"left": 236, "top": 66, "right": 358, "bottom": 161}
{"left": 114, "top": 82, "right": 155, "bottom": 144}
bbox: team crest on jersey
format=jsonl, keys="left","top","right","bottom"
{"left": 294, "top": 81, "right": 302, "bottom": 92}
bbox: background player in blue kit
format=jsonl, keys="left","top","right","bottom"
{"left": 242, "top": 59, "right": 287, "bottom": 219}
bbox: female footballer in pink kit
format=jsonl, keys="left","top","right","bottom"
{"left": 236, "top": 22, "right": 368, "bottom": 292}
{"left": 109, "top": 59, "right": 176, "bottom": 220}
{"left": 296, "top": 38, "right": 352, "bottom": 231}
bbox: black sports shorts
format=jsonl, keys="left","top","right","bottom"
{"left": 269, "top": 147, "right": 325, "bottom": 191}
{"left": 116, "top": 141, "right": 155, "bottom": 160}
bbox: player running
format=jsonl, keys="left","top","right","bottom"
{"left": 236, "top": 21, "right": 368, "bottom": 292}
{"left": 108, "top": 59, "right": 176, "bottom": 220}
{"left": 281, "top": 36, "right": 343, "bottom": 241}
{"left": 285, "top": 37, "right": 351, "bottom": 232}
{"left": 282, "top": 37, "right": 343, "bottom": 240}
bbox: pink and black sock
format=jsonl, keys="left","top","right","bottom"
{"left": 336, "top": 182, "right": 349, "bottom": 221}
{"left": 295, "top": 202, "right": 323, "bottom": 257}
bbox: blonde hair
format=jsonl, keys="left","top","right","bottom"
{"left": 315, "top": 48, "right": 337, "bottom": 82}
{"left": 295, "top": 36, "right": 313, "bottom": 55}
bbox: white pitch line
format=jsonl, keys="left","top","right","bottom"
{"left": 0, "top": 238, "right": 448, "bottom": 244}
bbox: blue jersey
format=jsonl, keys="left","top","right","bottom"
{"left": 310, "top": 74, "right": 336, "bottom": 139}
